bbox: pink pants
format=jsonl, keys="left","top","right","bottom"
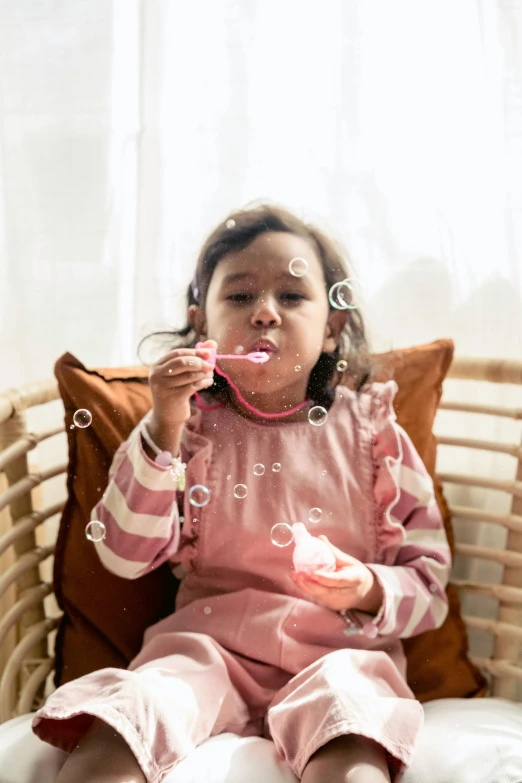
{"left": 32, "top": 632, "right": 423, "bottom": 782}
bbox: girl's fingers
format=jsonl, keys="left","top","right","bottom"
{"left": 307, "top": 570, "right": 360, "bottom": 588}
{"left": 294, "top": 578, "right": 332, "bottom": 601}
{"left": 318, "top": 535, "right": 359, "bottom": 566}
{"left": 155, "top": 348, "right": 213, "bottom": 370}
{"left": 192, "top": 377, "right": 214, "bottom": 389}
{"left": 294, "top": 570, "right": 358, "bottom": 592}
{"left": 155, "top": 348, "right": 201, "bottom": 366}
{"left": 155, "top": 358, "right": 214, "bottom": 377}
{"left": 293, "top": 573, "right": 324, "bottom": 593}
{"left": 161, "top": 371, "right": 214, "bottom": 388}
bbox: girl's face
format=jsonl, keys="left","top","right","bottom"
{"left": 190, "top": 231, "right": 345, "bottom": 412}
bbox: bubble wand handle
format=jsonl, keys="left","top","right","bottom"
{"left": 215, "top": 352, "right": 270, "bottom": 364}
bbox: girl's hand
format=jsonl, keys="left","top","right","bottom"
{"left": 290, "top": 535, "right": 384, "bottom": 614}
{"left": 148, "top": 339, "right": 217, "bottom": 427}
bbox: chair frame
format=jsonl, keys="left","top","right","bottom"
{"left": 1, "top": 358, "right": 522, "bottom": 723}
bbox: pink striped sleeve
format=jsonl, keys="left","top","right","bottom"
{"left": 347, "top": 426, "right": 451, "bottom": 640}
{"left": 89, "top": 420, "right": 181, "bottom": 580}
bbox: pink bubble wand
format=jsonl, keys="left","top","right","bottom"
{"left": 194, "top": 343, "right": 312, "bottom": 420}
{"left": 213, "top": 351, "right": 270, "bottom": 364}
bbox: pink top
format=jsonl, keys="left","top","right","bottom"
{"left": 91, "top": 381, "right": 451, "bottom": 675}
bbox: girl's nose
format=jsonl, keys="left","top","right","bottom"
{"left": 251, "top": 297, "right": 282, "bottom": 328}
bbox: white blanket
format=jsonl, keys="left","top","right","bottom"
{"left": 1, "top": 698, "right": 521, "bottom": 783}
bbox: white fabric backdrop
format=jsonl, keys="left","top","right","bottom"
{"left": 1, "top": 0, "right": 522, "bottom": 387}
{"left": 1, "top": 0, "right": 522, "bottom": 680}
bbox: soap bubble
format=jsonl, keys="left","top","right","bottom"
{"left": 328, "top": 280, "right": 359, "bottom": 311}
{"left": 308, "top": 406, "right": 328, "bottom": 426}
{"left": 234, "top": 484, "right": 248, "bottom": 499}
{"left": 295, "top": 365, "right": 301, "bottom": 372}
{"left": 272, "top": 463, "right": 281, "bottom": 473}
{"left": 227, "top": 474, "right": 232, "bottom": 480}
{"left": 308, "top": 508, "right": 322, "bottom": 524}
{"left": 203, "top": 606, "right": 212, "bottom": 614}
{"left": 270, "top": 523, "right": 294, "bottom": 547}
{"left": 253, "top": 464, "right": 265, "bottom": 476}
{"left": 73, "top": 409, "right": 92, "bottom": 428}
{"left": 85, "top": 520, "right": 106, "bottom": 543}
{"left": 226, "top": 218, "right": 236, "bottom": 229}
{"left": 234, "top": 345, "right": 244, "bottom": 354}
{"left": 189, "top": 485, "right": 211, "bottom": 507}
{"left": 336, "top": 359, "right": 348, "bottom": 372}
{"left": 289, "top": 257, "right": 308, "bottom": 277}
{"left": 321, "top": 470, "right": 327, "bottom": 476}
{"left": 328, "top": 280, "right": 352, "bottom": 310}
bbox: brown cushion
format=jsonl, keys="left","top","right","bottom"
{"left": 53, "top": 356, "right": 176, "bottom": 683}
{"left": 53, "top": 340, "right": 487, "bottom": 701}
{"left": 370, "top": 341, "right": 487, "bottom": 701}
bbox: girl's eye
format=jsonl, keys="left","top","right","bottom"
{"left": 281, "top": 293, "right": 305, "bottom": 303}
{"left": 227, "top": 293, "right": 253, "bottom": 303}
{"left": 226, "top": 292, "right": 306, "bottom": 304}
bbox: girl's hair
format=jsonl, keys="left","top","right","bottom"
{"left": 138, "top": 202, "right": 372, "bottom": 410}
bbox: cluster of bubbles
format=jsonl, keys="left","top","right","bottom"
{"left": 73, "top": 413, "right": 106, "bottom": 544}
{"left": 86, "top": 252, "right": 342, "bottom": 545}
{"left": 176, "top": 456, "right": 323, "bottom": 549}
{"left": 288, "top": 255, "right": 354, "bottom": 378}
{"left": 88, "top": 438, "right": 325, "bottom": 544}
{"left": 253, "top": 463, "right": 281, "bottom": 474}
{"left": 268, "top": 506, "right": 323, "bottom": 548}
{"left": 288, "top": 253, "right": 361, "bottom": 313}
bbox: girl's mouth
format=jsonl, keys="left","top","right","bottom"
{"left": 249, "top": 339, "right": 278, "bottom": 355}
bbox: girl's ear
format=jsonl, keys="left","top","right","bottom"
{"left": 188, "top": 304, "right": 207, "bottom": 339}
{"left": 322, "top": 309, "right": 348, "bottom": 353}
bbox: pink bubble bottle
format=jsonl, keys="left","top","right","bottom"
{"left": 291, "top": 522, "right": 336, "bottom": 574}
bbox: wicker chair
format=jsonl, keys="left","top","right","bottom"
{"left": 0, "top": 357, "right": 522, "bottom": 726}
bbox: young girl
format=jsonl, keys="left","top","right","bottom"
{"left": 33, "top": 203, "right": 451, "bottom": 783}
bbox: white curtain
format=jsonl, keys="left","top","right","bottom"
{"left": 2, "top": 0, "right": 522, "bottom": 385}
{"left": 1, "top": 0, "right": 522, "bottom": 678}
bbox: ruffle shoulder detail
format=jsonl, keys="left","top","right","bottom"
{"left": 367, "top": 380, "right": 406, "bottom": 565}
